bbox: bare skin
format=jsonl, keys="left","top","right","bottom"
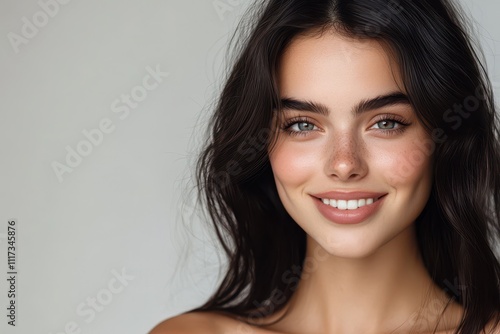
{"left": 150, "top": 29, "right": 499, "bottom": 334}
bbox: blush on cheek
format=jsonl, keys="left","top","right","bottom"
{"left": 270, "top": 142, "right": 320, "bottom": 187}
{"left": 384, "top": 143, "right": 433, "bottom": 185}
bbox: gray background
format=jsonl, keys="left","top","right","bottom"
{"left": 0, "top": 0, "right": 498, "bottom": 333}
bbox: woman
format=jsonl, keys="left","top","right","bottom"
{"left": 151, "top": 0, "right": 500, "bottom": 332}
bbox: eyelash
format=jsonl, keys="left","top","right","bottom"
{"left": 281, "top": 117, "right": 320, "bottom": 137}
{"left": 371, "top": 113, "right": 411, "bottom": 135}
{"left": 280, "top": 114, "right": 411, "bottom": 137}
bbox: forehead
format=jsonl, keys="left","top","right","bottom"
{"left": 277, "top": 31, "right": 404, "bottom": 104}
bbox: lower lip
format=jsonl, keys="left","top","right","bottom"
{"left": 313, "top": 195, "right": 386, "bottom": 225}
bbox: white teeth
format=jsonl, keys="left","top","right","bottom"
{"left": 347, "top": 200, "right": 358, "bottom": 210}
{"left": 321, "top": 197, "right": 379, "bottom": 210}
{"left": 337, "top": 200, "right": 347, "bottom": 210}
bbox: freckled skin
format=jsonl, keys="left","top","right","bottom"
{"left": 149, "top": 30, "right": 468, "bottom": 334}
{"left": 262, "top": 30, "right": 464, "bottom": 333}
{"left": 269, "top": 32, "right": 433, "bottom": 258}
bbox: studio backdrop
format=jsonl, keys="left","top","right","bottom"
{"left": 0, "top": 0, "right": 499, "bottom": 333}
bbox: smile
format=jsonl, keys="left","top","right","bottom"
{"left": 320, "top": 196, "right": 383, "bottom": 210}
{"left": 311, "top": 192, "right": 388, "bottom": 225}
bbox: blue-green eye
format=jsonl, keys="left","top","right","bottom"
{"left": 370, "top": 115, "right": 411, "bottom": 135}
{"left": 292, "top": 122, "right": 317, "bottom": 131}
{"left": 281, "top": 117, "right": 319, "bottom": 136}
{"left": 375, "top": 120, "right": 397, "bottom": 129}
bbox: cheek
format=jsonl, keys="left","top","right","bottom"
{"left": 381, "top": 138, "right": 434, "bottom": 187}
{"left": 269, "top": 139, "right": 321, "bottom": 189}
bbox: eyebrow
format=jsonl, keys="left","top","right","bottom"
{"left": 279, "top": 92, "right": 411, "bottom": 116}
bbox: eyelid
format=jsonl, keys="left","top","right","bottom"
{"left": 370, "top": 113, "right": 409, "bottom": 123}
{"left": 280, "top": 113, "right": 411, "bottom": 136}
{"left": 368, "top": 113, "right": 411, "bottom": 135}
{"left": 282, "top": 116, "right": 318, "bottom": 126}
{"left": 280, "top": 116, "right": 321, "bottom": 136}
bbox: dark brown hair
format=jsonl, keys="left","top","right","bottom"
{"left": 193, "top": 0, "right": 500, "bottom": 332}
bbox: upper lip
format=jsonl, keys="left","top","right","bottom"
{"left": 311, "top": 191, "right": 387, "bottom": 200}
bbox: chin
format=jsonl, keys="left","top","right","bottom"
{"left": 311, "top": 223, "right": 414, "bottom": 260}
{"left": 318, "top": 239, "right": 383, "bottom": 259}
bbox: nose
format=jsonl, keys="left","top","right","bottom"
{"left": 325, "top": 131, "right": 368, "bottom": 181}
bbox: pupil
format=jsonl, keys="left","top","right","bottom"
{"left": 299, "top": 122, "right": 313, "bottom": 131}
{"left": 380, "top": 120, "right": 394, "bottom": 129}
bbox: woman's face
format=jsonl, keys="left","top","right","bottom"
{"left": 268, "top": 30, "right": 434, "bottom": 258}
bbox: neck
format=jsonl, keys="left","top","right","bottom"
{"left": 270, "top": 225, "right": 460, "bottom": 334}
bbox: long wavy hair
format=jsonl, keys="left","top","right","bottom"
{"left": 192, "top": 0, "right": 500, "bottom": 332}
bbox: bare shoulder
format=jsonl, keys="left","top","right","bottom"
{"left": 148, "top": 311, "right": 243, "bottom": 334}
{"left": 486, "top": 315, "right": 500, "bottom": 334}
